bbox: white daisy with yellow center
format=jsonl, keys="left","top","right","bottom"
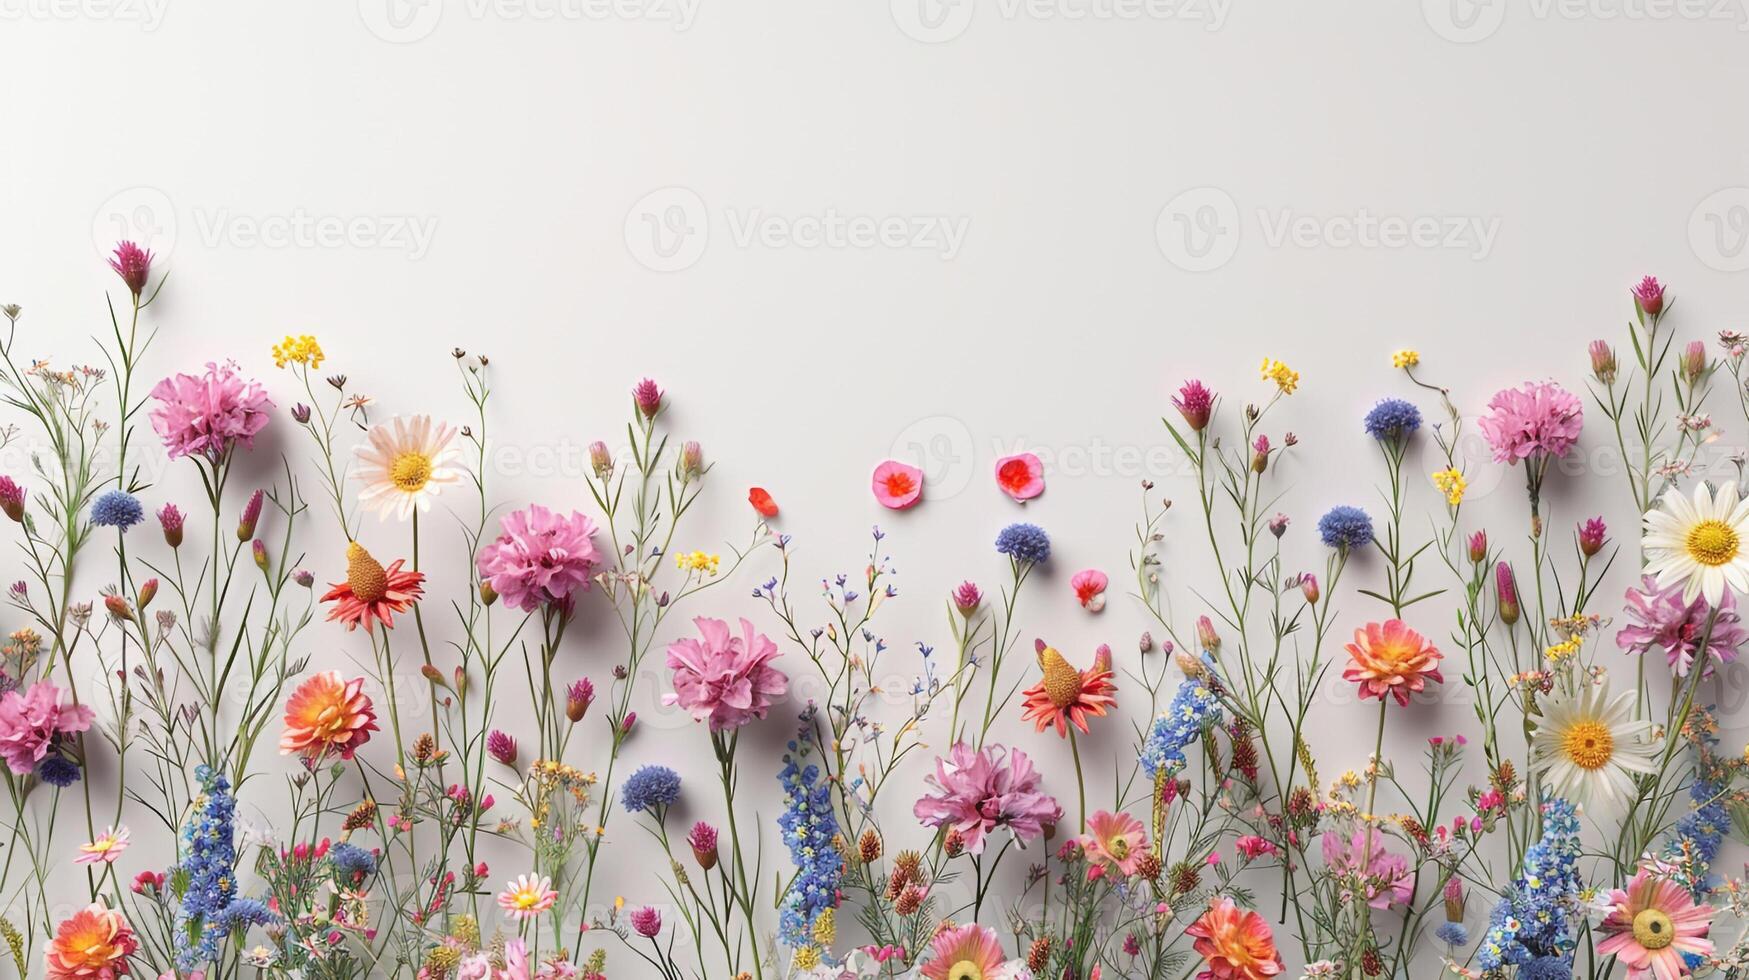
{"left": 1530, "top": 679, "right": 1658, "bottom": 809}
{"left": 1643, "top": 479, "right": 1749, "bottom": 605}
{"left": 354, "top": 415, "right": 464, "bottom": 521}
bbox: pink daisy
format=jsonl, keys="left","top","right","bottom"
{"left": 74, "top": 826, "right": 131, "bottom": 865}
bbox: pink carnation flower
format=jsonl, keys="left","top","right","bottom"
{"left": 1321, "top": 829, "right": 1412, "bottom": 910}
{"left": 1617, "top": 574, "right": 1747, "bottom": 678}
{"left": 662, "top": 617, "right": 789, "bottom": 731}
{"left": 1477, "top": 381, "right": 1583, "bottom": 464}
{"left": 0, "top": 682, "right": 94, "bottom": 775}
{"left": 147, "top": 361, "right": 274, "bottom": 462}
{"left": 913, "top": 742, "right": 1060, "bottom": 854}
{"left": 475, "top": 505, "right": 601, "bottom": 612}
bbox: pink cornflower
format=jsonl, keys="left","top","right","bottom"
{"left": 1477, "top": 381, "right": 1583, "bottom": 464}
{"left": 108, "top": 241, "right": 153, "bottom": 297}
{"left": 147, "top": 361, "right": 274, "bottom": 462}
{"left": 475, "top": 505, "right": 601, "bottom": 612}
{"left": 1071, "top": 569, "right": 1108, "bottom": 612}
{"left": 913, "top": 742, "right": 1060, "bottom": 854}
{"left": 1321, "top": 829, "right": 1412, "bottom": 910}
{"left": 74, "top": 826, "right": 131, "bottom": 865}
{"left": 629, "top": 906, "right": 662, "bottom": 938}
{"left": 1173, "top": 380, "right": 1214, "bottom": 431}
{"left": 994, "top": 452, "right": 1045, "bottom": 502}
{"left": 662, "top": 617, "right": 788, "bottom": 731}
{"left": 1617, "top": 574, "right": 1747, "bottom": 678}
{"left": 497, "top": 874, "right": 557, "bottom": 920}
{"left": 1077, "top": 810, "right": 1148, "bottom": 877}
{"left": 871, "top": 459, "right": 924, "bottom": 510}
{"left": 0, "top": 681, "right": 94, "bottom": 775}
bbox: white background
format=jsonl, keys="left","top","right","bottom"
{"left": 4, "top": 1, "right": 1749, "bottom": 975}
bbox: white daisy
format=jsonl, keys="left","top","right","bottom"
{"left": 1530, "top": 679, "right": 1658, "bottom": 810}
{"left": 1642, "top": 479, "right": 1749, "bottom": 605}
{"left": 353, "top": 415, "right": 464, "bottom": 521}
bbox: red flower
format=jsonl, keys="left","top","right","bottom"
{"left": 321, "top": 542, "right": 426, "bottom": 632}
{"left": 748, "top": 487, "right": 779, "bottom": 518}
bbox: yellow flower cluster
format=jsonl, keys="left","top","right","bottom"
{"left": 675, "top": 550, "right": 720, "bottom": 576}
{"left": 272, "top": 334, "right": 325, "bottom": 369}
{"left": 1431, "top": 467, "right": 1466, "bottom": 505}
{"left": 1392, "top": 349, "right": 1420, "bottom": 369}
{"left": 1543, "top": 636, "right": 1583, "bottom": 664}
{"left": 1259, "top": 358, "right": 1300, "bottom": 395}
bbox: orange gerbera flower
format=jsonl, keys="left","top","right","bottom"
{"left": 45, "top": 903, "right": 137, "bottom": 980}
{"left": 1020, "top": 641, "right": 1117, "bottom": 737}
{"left": 1342, "top": 618, "right": 1444, "bottom": 707}
{"left": 1186, "top": 897, "right": 1284, "bottom": 980}
{"left": 321, "top": 541, "right": 425, "bottom": 632}
{"left": 280, "top": 670, "right": 378, "bottom": 762}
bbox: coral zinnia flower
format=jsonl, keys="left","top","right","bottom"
{"left": 1077, "top": 809, "right": 1148, "bottom": 877}
{"left": 353, "top": 415, "right": 465, "bottom": 521}
{"left": 1342, "top": 619, "right": 1443, "bottom": 706}
{"left": 920, "top": 922, "right": 1025, "bottom": 980}
{"left": 1597, "top": 867, "right": 1714, "bottom": 979}
{"left": 1186, "top": 897, "right": 1284, "bottom": 980}
{"left": 45, "top": 903, "right": 137, "bottom": 980}
{"left": 871, "top": 459, "right": 923, "bottom": 510}
{"left": 1020, "top": 642, "right": 1117, "bottom": 737}
{"left": 994, "top": 452, "right": 1044, "bottom": 502}
{"left": 279, "top": 670, "right": 378, "bottom": 762}
{"left": 321, "top": 542, "right": 425, "bottom": 632}
{"left": 74, "top": 826, "right": 131, "bottom": 865}
{"left": 497, "top": 873, "right": 558, "bottom": 920}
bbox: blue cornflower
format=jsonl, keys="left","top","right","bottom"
{"left": 214, "top": 897, "right": 277, "bottom": 932}
{"left": 621, "top": 765, "right": 682, "bottom": 814}
{"left": 995, "top": 523, "right": 1051, "bottom": 564}
{"left": 1520, "top": 957, "right": 1572, "bottom": 980}
{"left": 34, "top": 754, "right": 80, "bottom": 787}
{"left": 1435, "top": 921, "right": 1470, "bottom": 948}
{"left": 1139, "top": 677, "right": 1223, "bottom": 779}
{"left": 1478, "top": 798, "right": 1582, "bottom": 972}
{"left": 1363, "top": 398, "right": 1423, "bottom": 441}
{"left": 777, "top": 725, "right": 840, "bottom": 949}
{"left": 90, "top": 489, "right": 144, "bottom": 530}
{"left": 177, "top": 766, "right": 241, "bottom": 970}
{"left": 1659, "top": 714, "right": 1728, "bottom": 900}
{"left": 328, "top": 841, "right": 378, "bottom": 880}
{"left": 1317, "top": 506, "right": 1374, "bottom": 550}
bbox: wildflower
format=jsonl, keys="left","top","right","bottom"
{"left": 748, "top": 486, "right": 779, "bottom": 518}
{"left": 630, "top": 905, "right": 662, "bottom": 938}
{"left": 1070, "top": 569, "right": 1108, "bottom": 611}
{"left": 475, "top": 505, "right": 601, "bottom": 612}
{"left": 1078, "top": 810, "right": 1148, "bottom": 877}
{"left": 497, "top": 874, "right": 558, "bottom": 920}
{"left": 1575, "top": 516, "right": 1607, "bottom": 557}
{"left": 1020, "top": 642, "right": 1117, "bottom": 737}
{"left": 1235, "top": 836, "right": 1275, "bottom": 861}
{"left": 994, "top": 452, "right": 1045, "bottom": 502}
{"left": 487, "top": 730, "right": 517, "bottom": 766}
{"left": 621, "top": 765, "right": 681, "bottom": 814}
{"left": 1250, "top": 433, "right": 1271, "bottom": 472}
{"left": 35, "top": 755, "right": 80, "bottom": 787}
{"left": 1617, "top": 574, "right": 1746, "bottom": 679}
{"left": 777, "top": 738, "right": 841, "bottom": 949}
{"left": 918, "top": 923, "right": 1022, "bottom": 980}
{"left": 1343, "top": 619, "right": 1444, "bottom": 706}
{"left": 90, "top": 490, "right": 143, "bottom": 531}
{"left": 107, "top": 241, "right": 153, "bottom": 297}
{"left": 1322, "top": 829, "right": 1412, "bottom": 909}
{"left": 1642, "top": 479, "right": 1749, "bottom": 605}
{"left": 1139, "top": 676, "right": 1222, "bottom": 779}
{"left": 1468, "top": 530, "right": 1488, "bottom": 563}
{"left": 74, "top": 826, "right": 131, "bottom": 865}
{"left": 1173, "top": 379, "right": 1215, "bottom": 431}
{"left": 45, "top": 903, "right": 136, "bottom": 980}
{"left": 1590, "top": 339, "right": 1617, "bottom": 384}
{"left": 912, "top": 742, "right": 1060, "bottom": 854}
{"left": 1480, "top": 799, "right": 1584, "bottom": 971}
{"left": 1185, "top": 897, "right": 1284, "bottom": 980}
{"left": 354, "top": 416, "right": 465, "bottom": 521}
{"left": 1632, "top": 275, "right": 1666, "bottom": 317}
{"left": 1596, "top": 867, "right": 1714, "bottom": 979}
{"left": 662, "top": 617, "right": 788, "bottom": 731}
{"left": 1431, "top": 468, "right": 1466, "bottom": 506}
{"left": 176, "top": 767, "right": 245, "bottom": 969}
{"left": 1682, "top": 339, "right": 1708, "bottom": 384}
{"left": 632, "top": 378, "right": 663, "bottom": 418}
{"left": 689, "top": 821, "right": 719, "bottom": 870}
{"left": 871, "top": 459, "right": 924, "bottom": 510}
{"left": 588, "top": 440, "right": 614, "bottom": 480}
{"left": 1392, "top": 349, "right": 1420, "bottom": 369}
{"left": 0, "top": 682, "right": 93, "bottom": 775}
{"left": 1259, "top": 357, "right": 1300, "bottom": 395}
{"left": 1496, "top": 562, "right": 1520, "bottom": 624}
{"left": 321, "top": 541, "right": 425, "bottom": 632}
{"left": 1316, "top": 506, "right": 1373, "bottom": 551}
{"left": 1267, "top": 512, "right": 1289, "bottom": 537}
{"left": 148, "top": 361, "right": 274, "bottom": 461}
{"left": 1478, "top": 381, "right": 1583, "bottom": 464}
{"left": 0, "top": 477, "right": 23, "bottom": 522}
{"left": 566, "top": 677, "right": 595, "bottom": 722}
{"left": 329, "top": 841, "right": 377, "bottom": 881}
{"left": 270, "top": 334, "right": 325, "bottom": 370}
{"left": 994, "top": 523, "right": 1051, "bottom": 564}
{"left": 157, "top": 503, "right": 185, "bottom": 548}
{"left": 1363, "top": 398, "right": 1422, "bottom": 442}
{"left": 1530, "top": 678, "right": 1658, "bottom": 809}
{"left": 952, "top": 580, "right": 983, "bottom": 617}
{"left": 279, "top": 671, "right": 378, "bottom": 762}
{"left": 679, "top": 440, "right": 703, "bottom": 476}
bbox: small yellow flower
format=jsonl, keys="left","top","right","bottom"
{"left": 811, "top": 907, "right": 837, "bottom": 947}
{"left": 1259, "top": 358, "right": 1300, "bottom": 395}
{"left": 792, "top": 946, "right": 822, "bottom": 971}
{"left": 1431, "top": 467, "right": 1466, "bottom": 506}
{"left": 674, "top": 550, "right": 720, "bottom": 576}
{"left": 1543, "top": 636, "right": 1582, "bottom": 664}
{"left": 1392, "top": 349, "right": 1420, "bottom": 369}
{"left": 272, "top": 334, "right": 325, "bottom": 370}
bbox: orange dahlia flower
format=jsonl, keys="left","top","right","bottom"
{"left": 1186, "top": 897, "right": 1284, "bottom": 980}
{"left": 280, "top": 670, "right": 378, "bottom": 761}
{"left": 45, "top": 903, "right": 137, "bottom": 980}
{"left": 321, "top": 541, "right": 425, "bottom": 632}
{"left": 1020, "top": 641, "right": 1117, "bottom": 737}
{"left": 1342, "top": 619, "right": 1443, "bottom": 706}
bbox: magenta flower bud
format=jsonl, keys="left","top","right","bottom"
{"left": 1172, "top": 379, "right": 1214, "bottom": 432}
{"left": 1632, "top": 275, "right": 1665, "bottom": 317}
{"left": 291, "top": 403, "right": 312, "bottom": 424}
{"left": 621, "top": 711, "right": 637, "bottom": 735}
{"left": 1682, "top": 340, "right": 1707, "bottom": 384}
{"left": 293, "top": 568, "right": 315, "bottom": 588}
{"left": 108, "top": 241, "right": 153, "bottom": 298}
{"left": 680, "top": 440, "right": 703, "bottom": 477}
{"left": 252, "top": 539, "right": 269, "bottom": 570}
{"left": 1577, "top": 517, "right": 1607, "bottom": 557}
{"left": 486, "top": 729, "right": 518, "bottom": 766}
{"left": 566, "top": 677, "right": 595, "bottom": 722}
{"left": 1588, "top": 340, "right": 1617, "bottom": 384}
{"left": 1467, "top": 530, "right": 1487, "bottom": 564}
{"left": 630, "top": 905, "right": 662, "bottom": 938}
{"left": 632, "top": 378, "right": 663, "bottom": 419}
{"left": 588, "top": 440, "right": 613, "bottom": 480}
{"left": 1251, "top": 434, "right": 1270, "bottom": 473}
{"left": 952, "top": 580, "right": 982, "bottom": 617}
{"left": 237, "top": 489, "right": 264, "bottom": 541}
{"left": 1495, "top": 561, "right": 1519, "bottom": 625}
{"left": 1196, "top": 614, "right": 1221, "bottom": 653}
{"left": 158, "top": 503, "right": 185, "bottom": 548}
{"left": 688, "top": 821, "right": 720, "bottom": 870}
{"left": 1267, "top": 513, "right": 1289, "bottom": 538}
{"left": 0, "top": 476, "right": 25, "bottom": 523}
{"left": 1296, "top": 573, "right": 1319, "bottom": 604}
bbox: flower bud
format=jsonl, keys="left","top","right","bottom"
{"left": 1683, "top": 340, "right": 1707, "bottom": 385}
{"left": 104, "top": 593, "right": 133, "bottom": 623}
{"left": 1296, "top": 573, "right": 1319, "bottom": 604}
{"left": 158, "top": 503, "right": 185, "bottom": 548}
{"left": 1250, "top": 434, "right": 1270, "bottom": 473}
{"left": 252, "top": 539, "right": 269, "bottom": 571}
{"left": 138, "top": 577, "right": 158, "bottom": 610}
{"left": 632, "top": 378, "right": 663, "bottom": 419}
{"left": 689, "top": 821, "right": 720, "bottom": 871}
{"left": 567, "top": 677, "right": 595, "bottom": 722}
{"left": 479, "top": 580, "right": 498, "bottom": 607}
{"left": 294, "top": 568, "right": 315, "bottom": 588}
{"left": 108, "top": 241, "right": 153, "bottom": 297}
{"left": 292, "top": 403, "right": 312, "bottom": 424}
{"left": 1467, "top": 530, "right": 1487, "bottom": 564}
{"left": 1632, "top": 275, "right": 1665, "bottom": 317}
{"left": 621, "top": 712, "right": 637, "bottom": 735}
{"left": 952, "top": 580, "right": 982, "bottom": 617}
{"left": 487, "top": 729, "right": 518, "bottom": 766}
{"left": 589, "top": 440, "right": 614, "bottom": 480}
{"left": 1196, "top": 615, "right": 1221, "bottom": 653}
{"left": 1138, "top": 631, "right": 1153, "bottom": 653}
{"left": 679, "top": 441, "right": 703, "bottom": 477}
{"left": 1588, "top": 340, "right": 1617, "bottom": 384}
{"left": 0, "top": 477, "right": 24, "bottom": 523}
{"left": 1495, "top": 561, "right": 1519, "bottom": 625}
{"left": 237, "top": 489, "right": 264, "bottom": 541}
{"left": 1577, "top": 517, "right": 1607, "bottom": 557}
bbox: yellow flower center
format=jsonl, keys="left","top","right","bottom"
{"left": 390, "top": 451, "right": 433, "bottom": 493}
{"left": 1561, "top": 719, "right": 1614, "bottom": 770}
{"left": 1038, "top": 647, "right": 1083, "bottom": 709}
{"left": 947, "top": 962, "right": 983, "bottom": 980}
{"left": 346, "top": 542, "right": 389, "bottom": 603}
{"left": 1109, "top": 836, "right": 1130, "bottom": 860}
{"left": 514, "top": 890, "right": 540, "bottom": 909}
{"left": 1632, "top": 908, "right": 1675, "bottom": 950}
{"left": 1686, "top": 519, "right": 1739, "bottom": 566}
